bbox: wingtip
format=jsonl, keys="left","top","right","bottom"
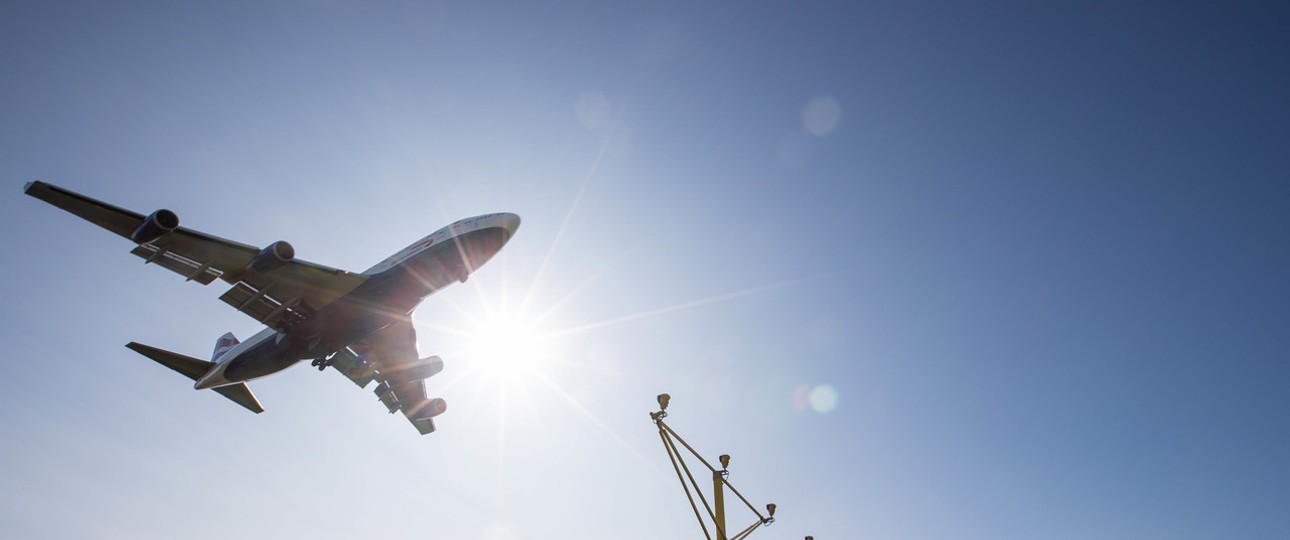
{"left": 23, "top": 181, "right": 37, "bottom": 194}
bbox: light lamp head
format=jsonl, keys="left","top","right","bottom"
{"left": 767, "top": 503, "right": 777, "bottom": 517}
{"left": 657, "top": 393, "right": 671, "bottom": 411}
{"left": 720, "top": 454, "right": 730, "bottom": 469}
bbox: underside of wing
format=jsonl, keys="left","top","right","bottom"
{"left": 331, "top": 318, "right": 446, "bottom": 435}
{"left": 25, "top": 181, "right": 367, "bottom": 330}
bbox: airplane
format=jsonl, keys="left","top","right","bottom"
{"left": 23, "top": 181, "right": 520, "bottom": 435}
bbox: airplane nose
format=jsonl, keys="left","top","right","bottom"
{"left": 498, "top": 213, "right": 521, "bottom": 235}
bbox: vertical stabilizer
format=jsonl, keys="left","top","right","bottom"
{"left": 213, "top": 332, "right": 239, "bottom": 360}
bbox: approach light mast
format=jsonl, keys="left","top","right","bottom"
{"left": 650, "top": 393, "right": 813, "bottom": 540}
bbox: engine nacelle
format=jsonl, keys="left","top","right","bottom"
{"left": 412, "top": 398, "right": 447, "bottom": 419}
{"left": 247, "top": 240, "right": 294, "bottom": 272}
{"left": 130, "top": 209, "right": 179, "bottom": 244}
{"left": 399, "top": 356, "right": 444, "bottom": 381}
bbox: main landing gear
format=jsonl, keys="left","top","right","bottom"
{"left": 311, "top": 354, "right": 335, "bottom": 371}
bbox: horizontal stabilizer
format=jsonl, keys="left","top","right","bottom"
{"left": 126, "top": 342, "right": 212, "bottom": 381}
{"left": 212, "top": 383, "right": 264, "bottom": 414}
{"left": 125, "top": 342, "right": 264, "bottom": 414}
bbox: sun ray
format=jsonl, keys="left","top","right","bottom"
{"left": 449, "top": 232, "right": 495, "bottom": 311}
{"left": 402, "top": 263, "right": 439, "bottom": 292}
{"left": 549, "top": 271, "right": 843, "bottom": 339}
{"left": 531, "top": 371, "right": 662, "bottom": 473}
{"left": 434, "top": 362, "right": 482, "bottom": 395}
{"left": 423, "top": 196, "right": 499, "bottom": 315}
{"left": 529, "top": 254, "right": 627, "bottom": 327}
{"left": 499, "top": 249, "right": 510, "bottom": 316}
{"left": 519, "top": 106, "right": 624, "bottom": 315}
{"left": 497, "top": 379, "right": 507, "bottom": 481}
{"left": 539, "top": 353, "right": 621, "bottom": 379}
{"left": 412, "top": 320, "right": 474, "bottom": 339}
{"left": 510, "top": 372, "right": 546, "bottom": 432}
{"left": 464, "top": 364, "right": 495, "bottom": 417}
{"left": 426, "top": 289, "right": 486, "bottom": 328}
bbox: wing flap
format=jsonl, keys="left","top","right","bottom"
{"left": 330, "top": 347, "right": 377, "bottom": 388}
{"left": 130, "top": 244, "right": 221, "bottom": 285}
{"left": 217, "top": 281, "right": 306, "bottom": 331}
{"left": 222, "top": 261, "right": 367, "bottom": 320}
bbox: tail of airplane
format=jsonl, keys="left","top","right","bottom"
{"left": 212, "top": 332, "right": 239, "bottom": 360}
{"left": 125, "top": 342, "right": 264, "bottom": 414}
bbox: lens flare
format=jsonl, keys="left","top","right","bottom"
{"left": 809, "top": 384, "right": 839, "bottom": 413}
{"left": 801, "top": 95, "right": 842, "bottom": 137}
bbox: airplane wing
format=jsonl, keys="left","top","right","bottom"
{"left": 330, "top": 317, "right": 445, "bottom": 435}
{"left": 24, "top": 181, "right": 366, "bottom": 330}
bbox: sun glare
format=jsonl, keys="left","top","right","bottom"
{"left": 463, "top": 310, "right": 552, "bottom": 381}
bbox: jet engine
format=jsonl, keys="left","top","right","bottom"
{"left": 419, "top": 398, "right": 447, "bottom": 418}
{"left": 248, "top": 240, "right": 295, "bottom": 272}
{"left": 130, "top": 209, "right": 179, "bottom": 244}
{"left": 400, "top": 355, "right": 444, "bottom": 381}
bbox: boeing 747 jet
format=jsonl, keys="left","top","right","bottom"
{"left": 24, "top": 181, "right": 519, "bottom": 435}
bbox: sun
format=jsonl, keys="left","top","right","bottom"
{"left": 461, "top": 309, "right": 553, "bottom": 381}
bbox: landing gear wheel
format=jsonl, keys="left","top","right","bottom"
{"left": 314, "top": 355, "right": 335, "bottom": 371}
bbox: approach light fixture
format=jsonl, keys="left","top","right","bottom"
{"left": 767, "top": 503, "right": 777, "bottom": 517}
{"left": 657, "top": 393, "right": 671, "bottom": 411}
{"left": 720, "top": 454, "right": 731, "bottom": 470}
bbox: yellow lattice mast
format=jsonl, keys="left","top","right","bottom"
{"left": 650, "top": 393, "right": 813, "bottom": 540}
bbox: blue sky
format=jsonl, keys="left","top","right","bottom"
{"left": 2, "top": 2, "right": 1288, "bottom": 539}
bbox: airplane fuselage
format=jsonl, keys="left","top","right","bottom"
{"left": 195, "top": 212, "right": 519, "bottom": 389}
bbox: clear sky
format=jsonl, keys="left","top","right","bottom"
{"left": 2, "top": 2, "right": 1287, "bottom": 539}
